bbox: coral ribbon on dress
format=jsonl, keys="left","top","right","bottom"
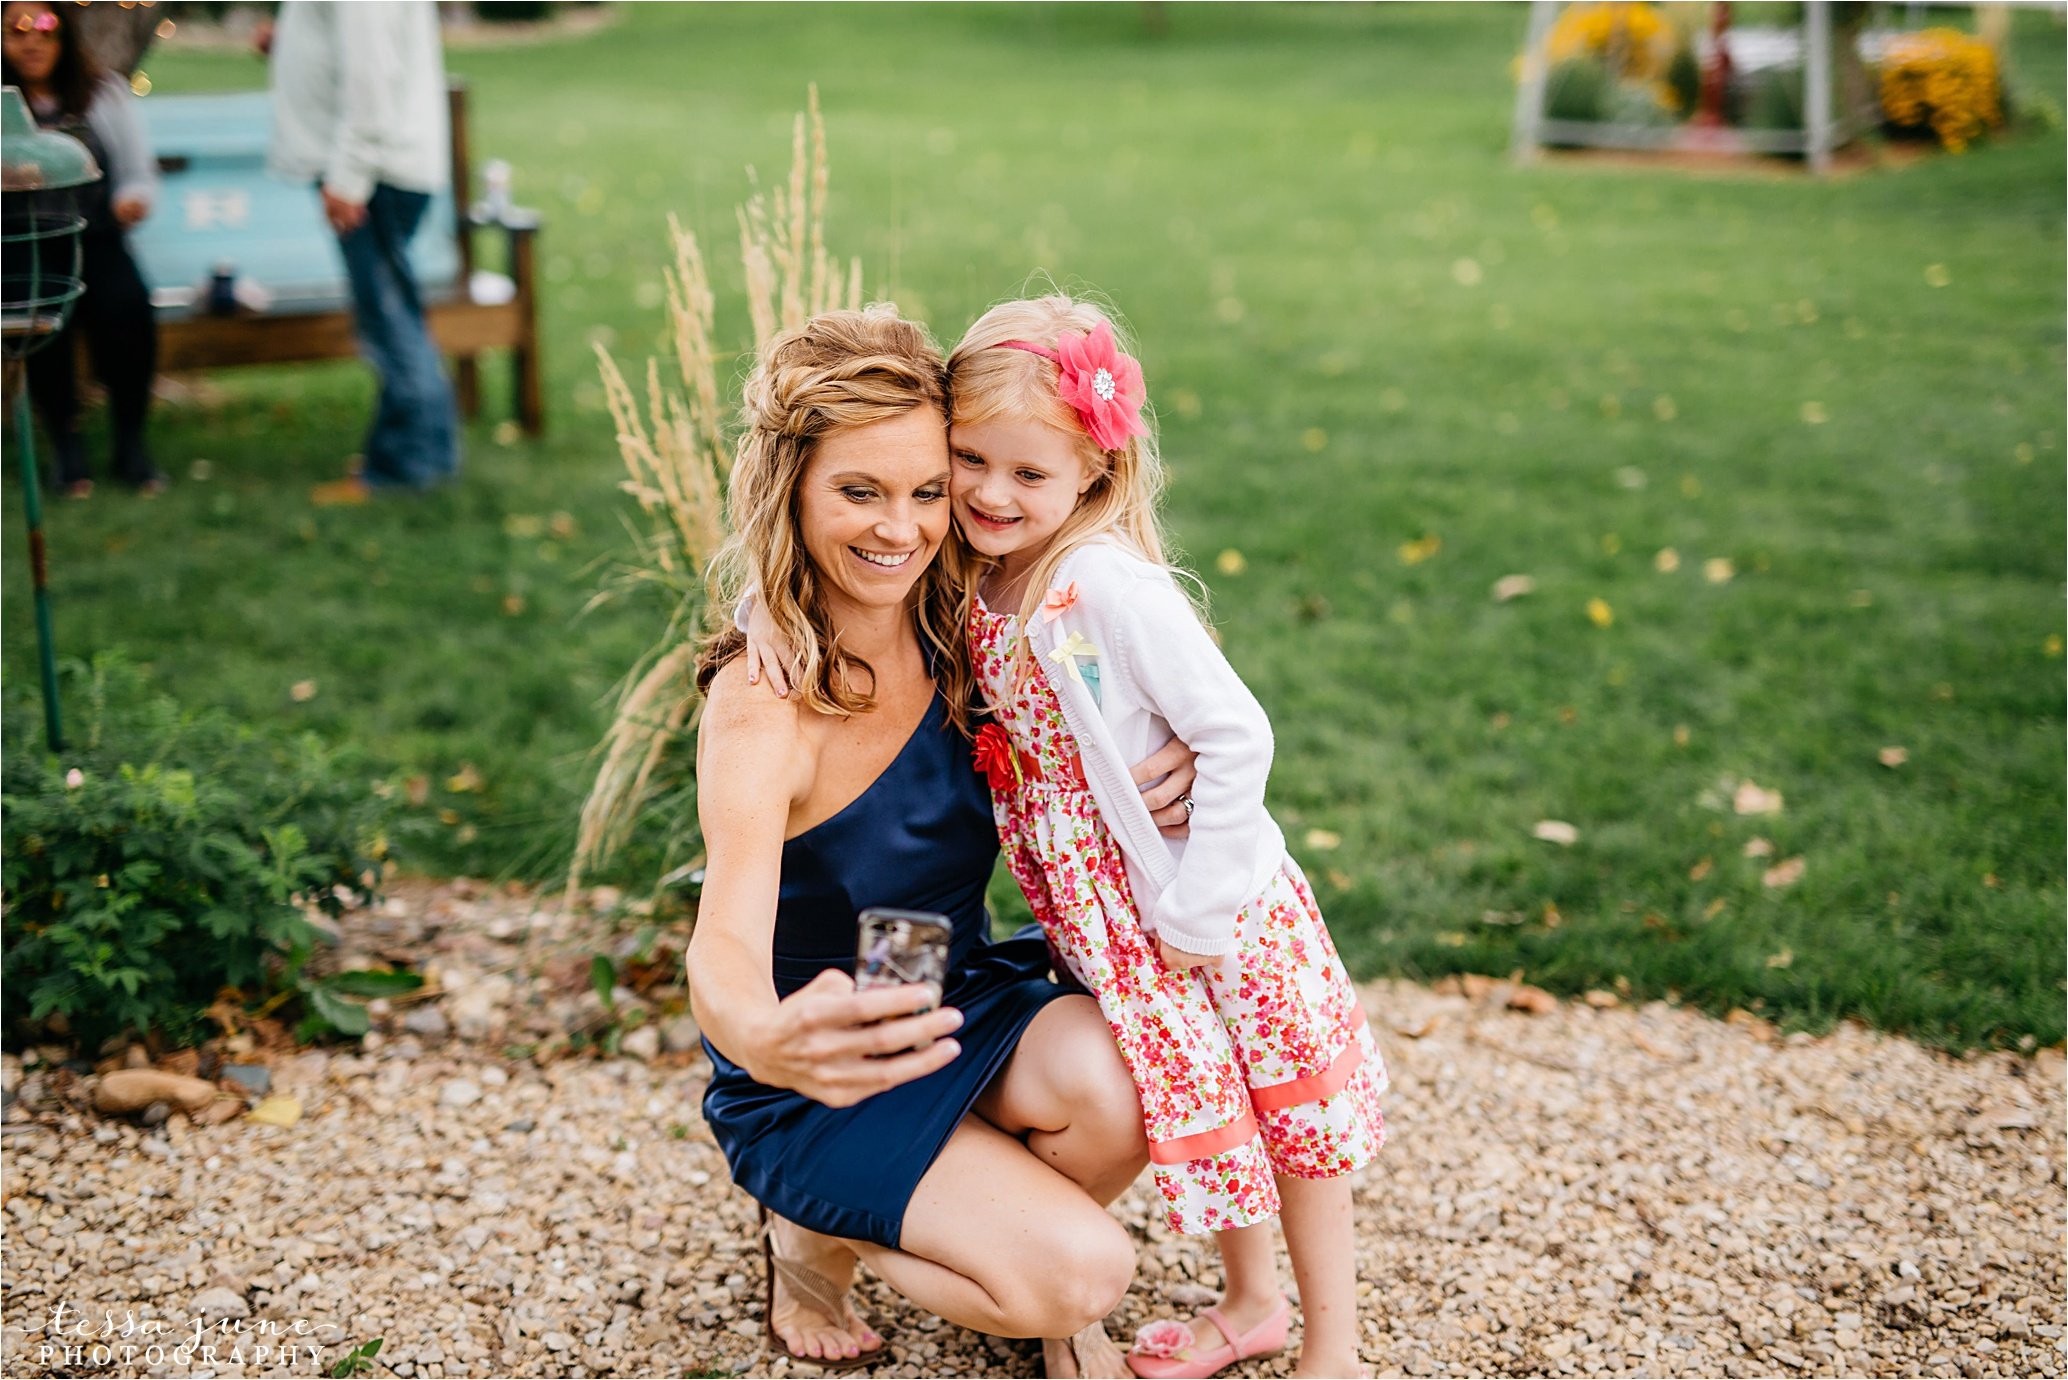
{"left": 1145, "top": 1036, "right": 1367, "bottom": 1165}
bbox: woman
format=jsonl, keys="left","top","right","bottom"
{"left": 2, "top": 0, "right": 164, "bottom": 497}
{"left": 689, "top": 307, "right": 1196, "bottom": 1378}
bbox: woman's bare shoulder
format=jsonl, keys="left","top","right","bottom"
{"left": 707, "top": 662, "right": 810, "bottom": 761}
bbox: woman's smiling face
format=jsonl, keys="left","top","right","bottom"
{"left": 796, "top": 406, "right": 953, "bottom": 621}
{"left": 949, "top": 416, "right": 1097, "bottom": 568}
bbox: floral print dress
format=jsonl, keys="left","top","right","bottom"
{"left": 969, "top": 596, "right": 1388, "bottom": 1235}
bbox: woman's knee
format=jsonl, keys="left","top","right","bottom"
{"left": 1006, "top": 1212, "right": 1136, "bottom": 1336}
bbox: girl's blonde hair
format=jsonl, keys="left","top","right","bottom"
{"left": 946, "top": 294, "right": 1196, "bottom": 658}
{"left": 697, "top": 306, "right": 976, "bottom": 730}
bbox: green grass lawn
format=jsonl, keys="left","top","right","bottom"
{"left": 5, "top": 4, "right": 2061, "bottom": 1049}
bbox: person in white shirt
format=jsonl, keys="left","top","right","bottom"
{"left": 267, "top": 0, "right": 458, "bottom": 500}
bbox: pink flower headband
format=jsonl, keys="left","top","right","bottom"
{"left": 992, "top": 320, "right": 1148, "bottom": 452}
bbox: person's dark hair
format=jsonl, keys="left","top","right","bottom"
{"left": 3, "top": 3, "right": 104, "bottom": 121}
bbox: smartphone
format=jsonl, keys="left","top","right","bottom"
{"left": 854, "top": 907, "right": 952, "bottom": 1007}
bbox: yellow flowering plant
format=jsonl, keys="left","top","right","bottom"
{"left": 1542, "top": 2, "right": 1687, "bottom": 117}
{"left": 1879, "top": 27, "right": 2004, "bottom": 152}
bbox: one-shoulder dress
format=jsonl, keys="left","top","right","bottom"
{"left": 700, "top": 691, "right": 1073, "bottom": 1250}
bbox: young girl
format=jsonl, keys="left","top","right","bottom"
{"left": 750, "top": 295, "right": 1385, "bottom": 1380}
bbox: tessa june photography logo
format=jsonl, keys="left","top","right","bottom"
{"left": 36, "top": 1301, "right": 341, "bottom": 1371}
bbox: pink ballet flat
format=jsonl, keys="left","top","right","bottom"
{"left": 1125, "top": 1295, "right": 1290, "bottom": 1379}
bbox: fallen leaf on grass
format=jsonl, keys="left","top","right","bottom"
{"left": 1733, "top": 781, "right": 1784, "bottom": 815}
{"left": 446, "top": 764, "right": 484, "bottom": 793}
{"left": 1743, "top": 836, "right": 1774, "bottom": 858}
{"left": 1689, "top": 856, "right": 1713, "bottom": 881}
{"left": 1584, "top": 989, "right": 1621, "bottom": 1008}
{"left": 1531, "top": 820, "right": 1579, "bottom": 846}
{"left": 1435, "top": 932, "right": 1469, "bottom": 947}
{"left": 1703, "top": 898, "right": 1727, "bottom": 920}
{"left": 404, "top": 775, "right": 430, "bottom": 806}
{"left": 1879, "top": 746, "right": 1909, "bottom": 768}
{"left": 1704, "top": 557, "right": 1737, "bottom": 584}
{"left": 1491, "top": 574, "right": 1535, "bottom": 602}
{"left": 1654, "top": 547, "right": 1681, "bottom": 573}
{"left": 1215, "top": 549, "right": 1247, "bottom": 576}
{"left": 1303, "top": 828, "right": 1342, "bottom": 851}
{"left": 246, "top": 1095, "right": 302, "bottom": 1127}
{"left": 1765, "top": 948, "right": 1795, "bottom": 969}
{"left": 1762, "top": 857, "right": 1806, "bottom": 889}
{"left": 1398, "top": 534, "right": 1442, "bottom": 566}
{"left": 289, "top": 680, "right": 318, "bottom": 703}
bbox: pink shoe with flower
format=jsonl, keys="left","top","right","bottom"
{"left": 1126, "top": 1296, "right": 1290, "bottom": 1379}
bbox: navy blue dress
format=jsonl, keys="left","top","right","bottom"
{"left": 701, "top": 692, "right": 1070, "bottom": 1249}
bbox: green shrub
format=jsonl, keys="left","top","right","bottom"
{"left": 1, "top": 655, "right": 395, "bottom": 1050}
{"left": 1740, "top": 65, "right": 1806, "bottom": 131}
{"left": 1666, "top": 44, "right": 1702, "bottom": 116}
{"left": 1545, "top": 57, "right": 1612, "bottom": 125}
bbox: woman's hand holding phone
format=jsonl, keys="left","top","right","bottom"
{"left": 748, "top": 969, "right": 963, "bottom": 1109}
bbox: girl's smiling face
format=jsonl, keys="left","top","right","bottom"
{"left": 949, "top": 416, "right": 1097, "bottom": 571}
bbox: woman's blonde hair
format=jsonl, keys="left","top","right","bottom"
{"left": 697, "top": 307, "right": 976, "bottom": 730}
{"left": 946, "top": 294, "right": 1196, "bottom": 667}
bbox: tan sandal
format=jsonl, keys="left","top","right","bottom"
{"left": 760, "top": 1204, "right": 885, "bottom": 1372}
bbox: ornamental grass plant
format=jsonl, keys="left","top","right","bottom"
{"left": 572, "top": 89, "right": 861, "bottom": 892}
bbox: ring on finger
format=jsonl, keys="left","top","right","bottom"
{"left": 1178, "top": 794, "right": 1195, "bottom": 820}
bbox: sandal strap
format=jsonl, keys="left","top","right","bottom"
{"left": 764, "top": 1215, "right": 860, "bottom": 1324}
{"left": 1069, "top": 1321, "right": 1112, "bottom": 1368}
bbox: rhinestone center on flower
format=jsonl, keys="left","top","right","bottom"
{"left": 1092, "top": 367, "right": 1116, "bottom": 402}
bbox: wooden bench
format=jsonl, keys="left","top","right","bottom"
{"left": 130, "top": 82, "right": 542, "bottom": 434}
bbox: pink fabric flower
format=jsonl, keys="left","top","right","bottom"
{"left": 1040, "top": 582, "right": 1079, "bottom": 624}
{"left": 1131, "top": 1319, "right": 1194, "bottom": 1361}
{"left": 1053, "top": 321, "right": 1148, "bottom": 452}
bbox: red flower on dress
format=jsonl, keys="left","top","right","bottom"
{"left": 972, "top": 722, "right": 1038, "bottom": 793}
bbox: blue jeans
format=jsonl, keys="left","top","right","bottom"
{"left": 335, "top": 184, "right": 459, "bottom": 488}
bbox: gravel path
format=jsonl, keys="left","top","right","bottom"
{"left": 3, "top": 881, "right": 2060, "bottom": 1379}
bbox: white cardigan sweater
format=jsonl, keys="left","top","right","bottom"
{"left": 1017, "top": 540, "right": 1286, "bottom": 956}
